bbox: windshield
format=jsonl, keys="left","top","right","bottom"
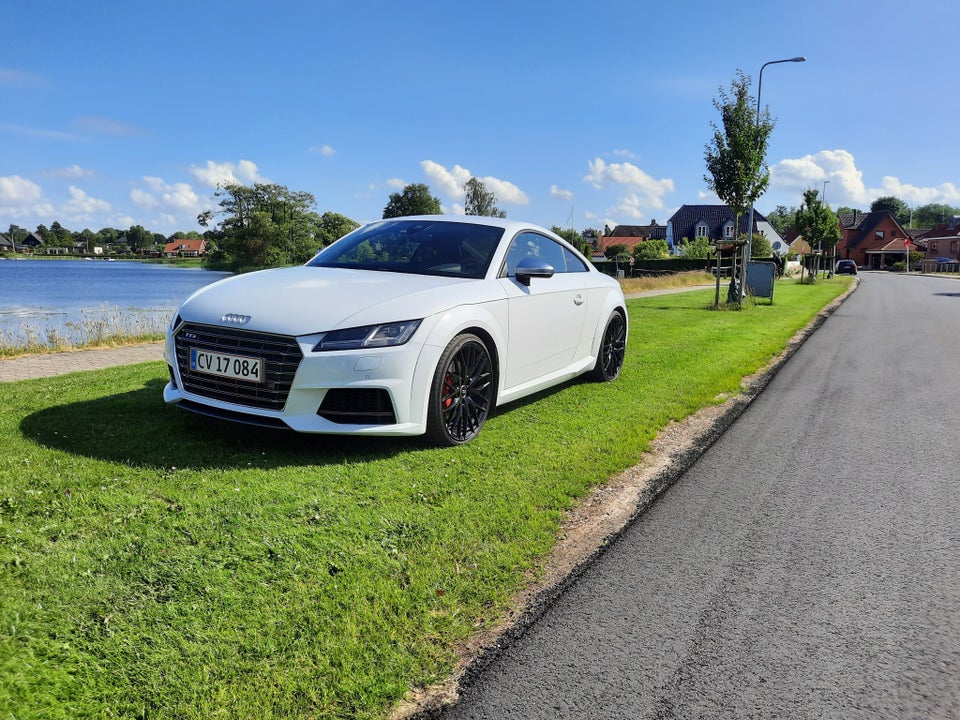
{"left": 307, "top": 219, "right": 504, "bottom": 279}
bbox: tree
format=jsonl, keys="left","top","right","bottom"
{"left": 382, "top": 183, "right": 442, "bottom": 218}
{"left": 36, "top": 224, "right": 54, "bottom": 245}
{"left": 912, "top": 203, "right": 960, "bottom": 229}
{"left": 704, "top": 70, "right": 775, "bottom": 302}
{"left": 794, "top": 188, "right": 841, "bottom": 280}
{"left": 125, "top": 225, "right": 151, "bottom": 253}
{"left": 78, "top": 228, "right": 96, "bottom": 252}
{"left": 204, "top": 182, "right": 328, "bottom": 271}
{"left": 47, "top": 221, "right": 74, "bottom": 247}
{"left": 870, "top": 196, "right": 910, "bottom": 227}
{"left": 96, "top": 227, "right": 120, "bottom": 245}
{"left": 7, "top": 224, "right": 29, "bottom": 244}
{"left": 765, "top": 205, "right": 797, "bottom": 236}
{"left": 463, "top": 177, "right": 506, "bottom": 218}
{"left": 632, "top": 239, "right": 670, "bottom": 260}
{"left": 604, "top": 243, "right": 629, "bottom": 261}
{"left": 678, "top": 236, "right": 714, "bottom": 260}
{"left": 742, "top": 232, "right": 772, "bottom": 258}
{"left": 315, "top": 211, "right": 360, "bottom": 246}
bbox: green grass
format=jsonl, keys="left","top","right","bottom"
{"left": 0, "top": 278, "right": 850, "bottom": 719}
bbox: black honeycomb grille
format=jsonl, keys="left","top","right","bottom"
{"left": 174, "top": 323, "right": 302, "bottom": 411}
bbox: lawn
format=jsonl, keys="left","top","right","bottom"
{"left": 0, "top": 279, "right": 851, "bottom": 719}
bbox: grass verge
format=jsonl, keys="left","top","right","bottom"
{"left": 0, "top": 278, "right": 851, "bottom": 719}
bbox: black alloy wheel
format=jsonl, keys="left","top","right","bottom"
{"left": 426, "top": 334, "right": 494, "bottom": 446}
{"left": 590, "top": 311, "right": 626, "bottom": 382}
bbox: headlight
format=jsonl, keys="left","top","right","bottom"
{"left": 312, "top": 319, "right": 422, "bottom": 352}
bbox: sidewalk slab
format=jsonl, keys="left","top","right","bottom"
{"left": 0, "top": 343, "right": 164, "bottom": 382}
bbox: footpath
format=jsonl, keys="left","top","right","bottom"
{"left": 0, "top": 343, "right": 163, "bottom": 383}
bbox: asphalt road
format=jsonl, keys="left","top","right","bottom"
{"left": 439, "top": 272, "right": 960, "bottom": 719}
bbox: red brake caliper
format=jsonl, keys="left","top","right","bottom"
{"left": 443, "top": 372, "right": 454, "bottom": 408}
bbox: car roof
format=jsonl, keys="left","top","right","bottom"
{"left": 368, "top": 214, "right": 555, "bottom": 237}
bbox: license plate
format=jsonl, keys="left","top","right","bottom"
{"left": 190, "top": 348, "right": 263, "bottom": 383}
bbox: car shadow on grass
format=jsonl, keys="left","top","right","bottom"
{"left": 20, "top": 378, "right": 428, "bottom": 470}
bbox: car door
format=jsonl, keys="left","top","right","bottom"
{"left": 497, "top": 232, "right": 589, "bottom": 390}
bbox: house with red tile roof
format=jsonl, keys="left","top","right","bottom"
{"left": 600, "top": 222, "right": 667, "bottom": 254}
{"left": 163, "top": 238, "right": 208, "bottom": 258}
{"left": 836, "top": 210, "right": 909, "bottom": 269}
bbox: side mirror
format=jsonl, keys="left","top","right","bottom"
{"left": 515, "top": 257, "right": 555, "bottom": 286}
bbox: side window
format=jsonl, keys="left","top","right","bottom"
{"left": 562, "top": 246, "right": 588, "bottom": 272}
{"left": 504, "top": 232, "right": 568, "bottom": 275}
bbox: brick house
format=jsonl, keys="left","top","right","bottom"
{"left": 922, "top": 217, "right": 960, "bottom": 261}
{"left": 163, "top": 238, "right": 208, "bottom": 258}
{"left": 601, "top": 221, "right": 667, "bottom": 254}
{"left": 836, "top": 210, "right": 910, "bottom": 269}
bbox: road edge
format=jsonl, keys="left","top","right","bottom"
{"left": 395, "top": 277, "right": 860, "bottom": 719}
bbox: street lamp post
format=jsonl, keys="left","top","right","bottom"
{"left": 742, "top": 56, "right": 805, "bottom": 302}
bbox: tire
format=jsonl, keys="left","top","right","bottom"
{"left": 425, "top": 334, "right": 494, "bottom": 446}
{"left": 590, "top": 311, "right": 626, "bottom": 382}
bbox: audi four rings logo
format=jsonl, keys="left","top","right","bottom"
{"left": 221, "top": 313, "right": 252, "bottom": 325}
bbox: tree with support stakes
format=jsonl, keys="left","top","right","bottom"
{"left": 794, "top": 188, "right": 841, "bottom": 282}
{"left": 703, "top": 70, "right": 775, "bottom": 306}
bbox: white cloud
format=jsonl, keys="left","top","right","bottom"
{"left": 0, "top": 175, "right": 55, "bottom": 221}
{"left": 583, "top": 158, "right": 674, "bottom": 200}
{"left": 420, "top": 160, "right": 472, "bottom": 199}
{"left": 62, "top": 186, "right": 111, "bottom": 219}
{"left": 131, "top": 188, "right": 158, "bottom": 208}
{"left": 611, "top": 149, "right": 639, "bottom": 160}
{"left": 482, "top": 176, "right": 529, "bottom": 205}
{"left": 311, "top": 144, "right": 336, "bottom": 156}
{"left": 612, "top": 194, "right": 650, "bottom": 220}
{"left": 137, "top": 176, "right": 203, "bottom": 213}
{"left": 551, "top": 184, "right": 574, "bottom": 202}
{"left": 870, "top": 176, "right": 960, "bottom": 206}
{"left": 0, "top": 175, "right": 43, "bottom": 204}
{"left": 419, "top": 160, "right": 529, "bottom": 205}
{"left": 189, "top": 159, "right": 267, "bottom": 188}
{"left": 387, "top": 177, "right": 406, "bottom": 188}
{"left": 583, "top": 158, "right": 674, "bottom": 222}
{"left": 770, "top": 149, "right": 960, "bottom": 208}
{"left": 770, "top": 149, "right": 866, "bottom": 204}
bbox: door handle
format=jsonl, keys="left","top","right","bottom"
{"left": 574, "top": 294, "right": 585, "bottom": 306}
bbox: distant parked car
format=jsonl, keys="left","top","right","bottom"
{"left": 835, "top": 259, "right": 858, "bottom": 275}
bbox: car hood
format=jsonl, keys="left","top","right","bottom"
{"left": 176, "top": 266, "right": 504, "bottom": 336}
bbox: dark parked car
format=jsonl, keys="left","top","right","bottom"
{"left": 835, "top": 259, "right": 858, "bottom": 275}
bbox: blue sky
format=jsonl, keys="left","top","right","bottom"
{"left": 2, "top": 0, "right": 958, "bottom": 237}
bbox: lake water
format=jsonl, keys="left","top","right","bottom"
{"left": 0, "top": 259, "right": 231, "bottom": 345}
